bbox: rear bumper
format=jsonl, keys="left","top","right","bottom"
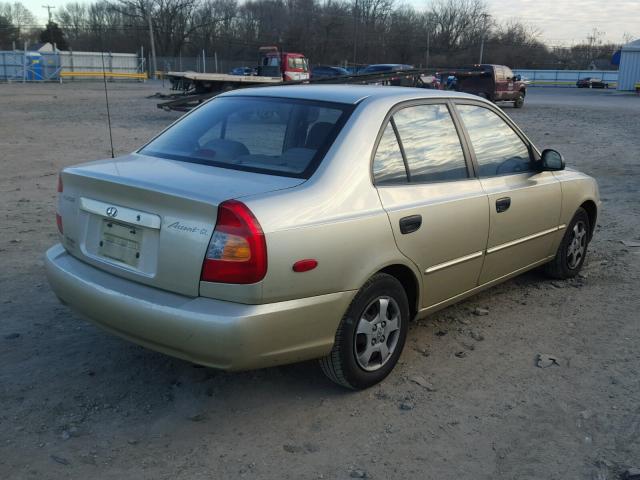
{"left": 45, "top": 244, "right": 355, "bottom": 370}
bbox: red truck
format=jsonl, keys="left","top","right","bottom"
{"left": 165, "top": 46, "right": 309, "bottom": 99}
{"left": 257, "top": 46, "right": 310, "bottom": 82}
{"left": 440, "top": 64, "right": 527, "bottom": 108}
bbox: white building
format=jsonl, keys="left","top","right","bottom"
{"left": 617, "top": 39, "right": 640, "bottom": 91}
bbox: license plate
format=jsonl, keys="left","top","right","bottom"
{"left": 99, "top": 220, "right": 141, "bottom": 267}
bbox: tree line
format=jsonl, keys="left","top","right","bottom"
{"left": 0, "top": 0, "right": 623, "bottom": 69}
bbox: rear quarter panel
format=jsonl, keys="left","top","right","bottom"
{"left": 200, "top": 93, "right": 425, "bottom": 304}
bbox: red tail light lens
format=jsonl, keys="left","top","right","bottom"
{"left": 56, "top": 174, "right": 63, "bottom": 234}
{"left": 201, "top": 200, "right": 267, "bottom": 284}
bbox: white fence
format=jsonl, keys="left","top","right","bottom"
{"left": 59, "top": 51, "right": 141, "bottom": 76}
{"left": 513, "top": 69, "right": 619, "bottom": 88}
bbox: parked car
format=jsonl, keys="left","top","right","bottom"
{"left": 419, "top": 74, "right": 442, "bottom": 90}
{"left": 344, "top": 66, "right": 367, "bottom": 74}
{"left": 311, "top": 65, "right": 350, "bottom": 78}
{"left": 576, "top": 77, "right": 609, "bottom": 88}
{"left": 229, "top": 66, "right": 256, "bottom": 76}
{"left": 360, "top": 64, "right": 415, "bottom": 86}
{"left": 360, "top": 63, "right": 414, "bottom": 74}
{"left": 442, "top": 64, "right": 527, "bottom": 107}
{"left": 46, "top": 85, "right": 600, "bottom": 389}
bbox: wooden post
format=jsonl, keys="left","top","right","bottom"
{"left": 23, "top": 41, "right": 27, "bottom": 83}
{"left": 109, "top": 51, "right": 113, "bottom": 82}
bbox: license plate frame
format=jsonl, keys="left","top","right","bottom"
{"left": 98, "top": 219, "right": 141, "bottom": 267}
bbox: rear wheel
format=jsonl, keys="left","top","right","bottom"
{"left": 545, "top": 208, "right": 590, "bottom": 279}
{"left": 514, "top": 92, "right": 525, "bottom": 108}
{"left": 319, "top": 273, "right": 409, "bottom": 389}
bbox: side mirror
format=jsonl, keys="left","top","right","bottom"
{"left": 540, "top": 149, "right": 565, "bottom": 171}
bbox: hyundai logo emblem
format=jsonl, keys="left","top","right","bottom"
{"left": 106, "top": 206, "right": 118, "bottom": 218}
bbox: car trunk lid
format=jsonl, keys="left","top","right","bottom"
{"left": 57, "top": 153, "right": 303, "bottom": 296}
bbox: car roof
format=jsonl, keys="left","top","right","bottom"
{"left": 220, "top": 84, "right": 479, "bottom": 105}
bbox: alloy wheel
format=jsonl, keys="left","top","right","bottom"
{"left": 354, "top": 296, "right": 401, "bottom": 371}
{"left": 567, "top": 220, "right": 587, "bottom": 269}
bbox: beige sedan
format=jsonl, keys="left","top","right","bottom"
{"left": 45, "top": 85, "right": 600, "bottom": 389}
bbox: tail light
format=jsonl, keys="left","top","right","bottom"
{"left": 56, "top": 174, "right": 63, "bottom": 234}
{"left": 201, "top": 200, "right": 267, "bottom": 284}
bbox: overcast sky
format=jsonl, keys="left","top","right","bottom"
{"left": 22, "top": 0, "right": 639, "bottom": 46}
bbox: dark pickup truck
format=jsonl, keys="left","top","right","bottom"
{"left": 441, "top": 64, "right": 527, "bottom": 108}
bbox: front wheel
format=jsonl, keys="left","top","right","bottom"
{"left": 320, "top": 273, "right": 409, "bottom": 389}
{"left": 545, "top": 208, "right": 590, "bottom": 279}
{"left": 514, "top": 93, "right": 525, "bottom": 108}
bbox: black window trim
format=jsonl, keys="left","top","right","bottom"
{"left": 450, "top": 98, "right": 542, "bottom": 179}
{"left": 371, "top": 98, "right": 476, "bottom": 187}
{"left": 139, "top": 95, "right": 356, "bottom": 180}
{"left": 389, "top": 117, "right": 412, "bottom": 182}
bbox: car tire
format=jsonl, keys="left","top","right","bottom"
{"left": 544, "top": 207, "right": 591, "bottom": 279}
{"left": 514, "top": 93, "right": 525, "bottom": 108}
{"left": 319, "top": 273, "right": 409, "bottom": 390}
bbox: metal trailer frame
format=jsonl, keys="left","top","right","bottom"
{"left": 156, "top": 68, "right": 474, "bottom": 112}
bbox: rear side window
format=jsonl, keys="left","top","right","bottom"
{"left": 372, "top": 122, "right": 408, "bottom": 185}
{"left": 140, "top": 96, "right": 351, "bottom": 178}
{"left": 504, "top": 66, "right": 514, "bottom": 79}
{"left": 456, "top": 104, "right": 532, "bottom": 177}
{"left": 393, "top": 104, "right": 468, "bottom": 183}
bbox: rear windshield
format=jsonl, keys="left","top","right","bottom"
{"left": 140, "top": 96, "right": 353, "bottom": 178}
{"left": 363, "top": 65, "right": 393, "bottom": 73}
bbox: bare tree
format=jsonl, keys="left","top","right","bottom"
{"left": 0, "top": 1, "right": 37, "bottom": 45}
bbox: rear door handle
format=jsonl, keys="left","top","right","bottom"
{"left": 496, "top": 197, "right": 511, "bottom": 213}
{"left": 399, "top": 215, "right": 422, "bottom": 234}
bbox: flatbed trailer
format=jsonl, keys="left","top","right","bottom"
{"left": 159, "top": 71, "right": 285, "bottom": 111}
{"left": 158, "top": 68, "right": 483, "bottom": 112}
{"left": 167, "top": 71, "right": 284, "bottom": 92}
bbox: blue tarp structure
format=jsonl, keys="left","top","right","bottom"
{"left": 0, "top": 51, "right": 61, "bottom": 81}
{"left": 612, "top": 50, "right": 621, "bottom": 66}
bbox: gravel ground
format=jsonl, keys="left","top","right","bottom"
{"left": 1, "top": 83, "right": 639, "bottom": 480}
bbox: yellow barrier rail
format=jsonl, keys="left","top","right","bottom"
{"left": 60, "top": 71, "right": 147, "bottom": 79}
{"left": 528, "top": 80, "right": 617, "bottom": 87}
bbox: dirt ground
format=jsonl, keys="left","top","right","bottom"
{"left": 1, "top": 83, "right": 639, "bottom": 480}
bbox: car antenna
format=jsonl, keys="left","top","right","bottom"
{"left": 100, "top": 49, "right": 115, "bottom": 159}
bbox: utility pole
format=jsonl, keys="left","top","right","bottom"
{"left": 352, "top": 0, "right": 358, "bottom": 67}
{"left": 426, "top": 31, "right": 430, "bottom": 68}
{"left": 146, "top": 10, "right": 157, "bottom": 80}
{"left": 42, "top": 5, "right": 55, "bottom": 23}
{"left": 478, "top": 13, "right": 490, "bottom": 64}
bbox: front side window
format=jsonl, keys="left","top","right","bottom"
{"left": 456, "top": 104, "right": 532, "bottom": 177}
{"left": 287, "top": 57, "right": 308, "bottom": 71}
{"left": 140, "top": 96, "right": 351, "bottom": 178}
{"left": 393, "top": 104, "right": 468, "bottom": 183}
